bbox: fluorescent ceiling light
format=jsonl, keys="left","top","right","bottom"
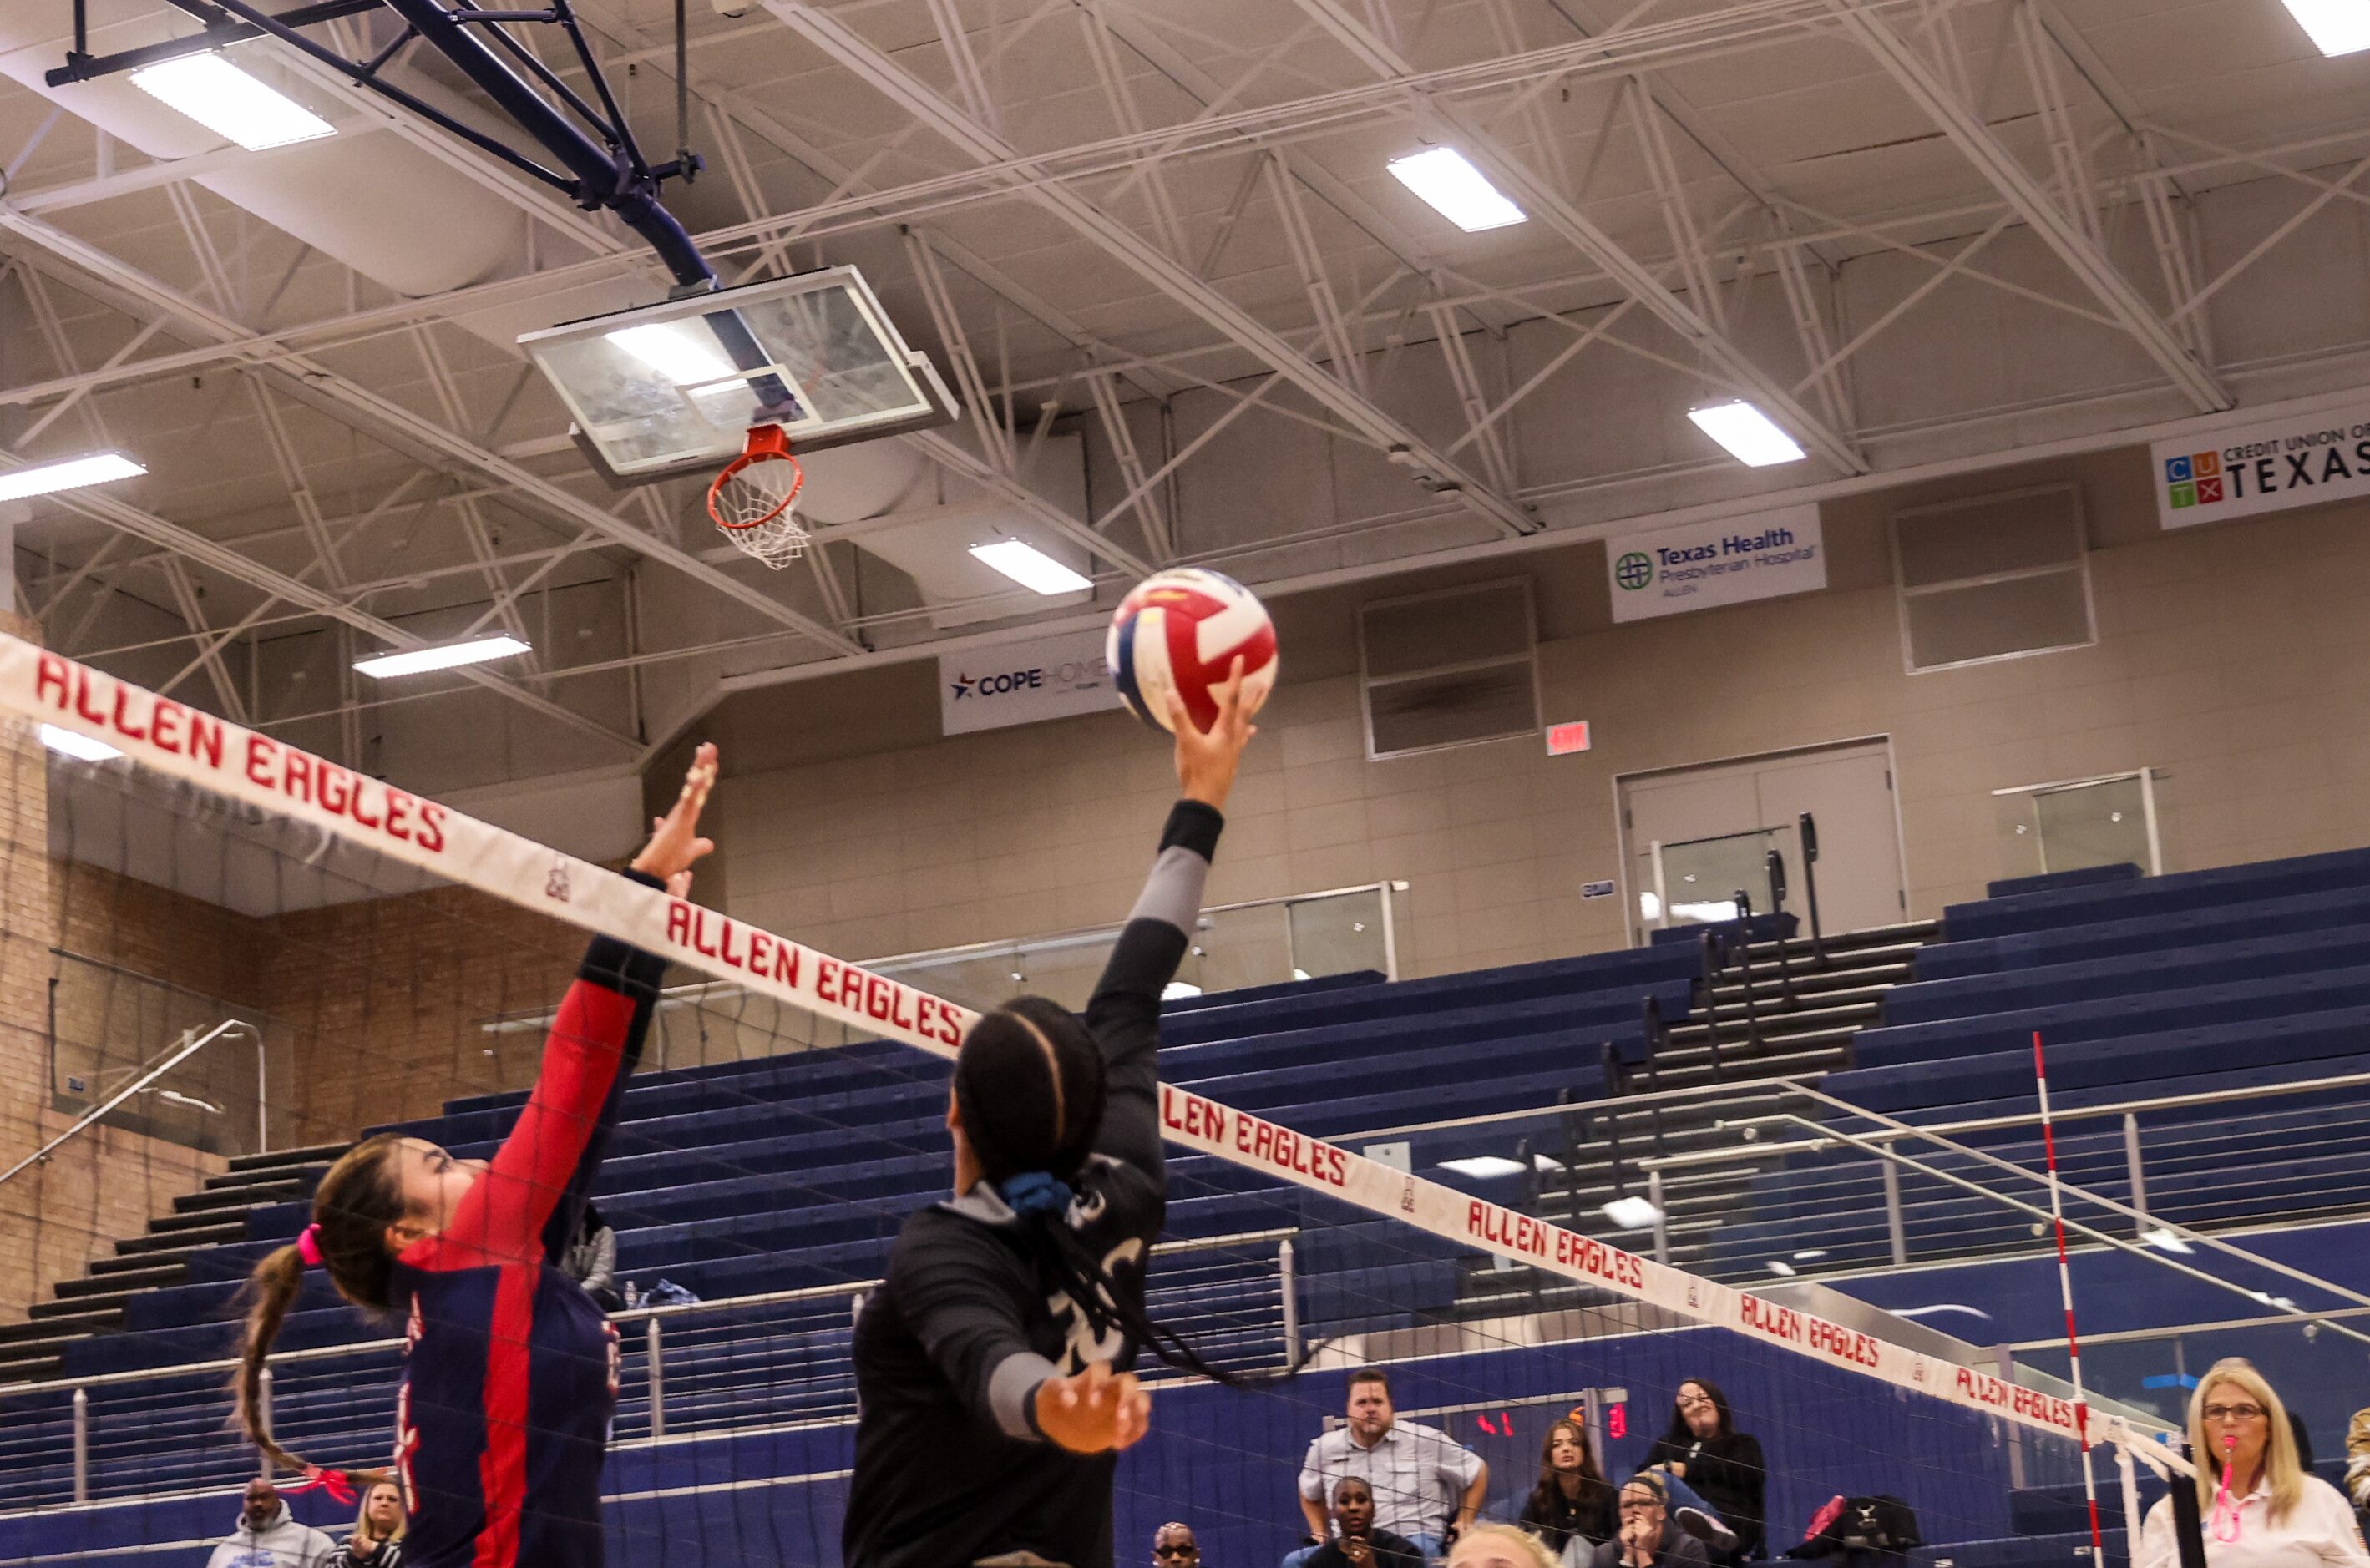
{"left": 605, "top": 321, "right": 737, "bottom": 387}
{"left": 1688, "top": 401, "right": 1808, "bottom": 467}
{"left": 1601, "top": 1196, "right": 1663, "bottom": 1230}
{"left": 1160, "top": 980, "right": 1203, "bottom": 1000}
{"left": 0, "top": 453, "right": 145, "bottom": 503}
{"left": 40, "top": 725, "right": 124, "bottom": 763}
{"left": 1764, "top": 1258, "right": 1799, "bottom": 1277}
{"left": 1387, "top": 147, "right": 1527, "bottom": 232}
{"left": 1791, "top": 1249, "right": 1828, "bottom": 1261}
{"left": 2141, "top": 1227, "right": 2194, "bottom": 1256}
{"left": 354, "top": 635, "right": 532, "bottom": 679}
{"left": 970, "top": 540, "right": 1091, "bottom": 595}
{"left": 2281, "top": 0, "right": 2370, "bottom": 55}
{"left": 129, "top": 53, "right": 334, "bottom": 151}
{"left": 1440, "top": 1156, "right": 1527, "bottom": 1180}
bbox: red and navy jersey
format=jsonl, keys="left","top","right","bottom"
{"left": 391, "top": 903, "right": 667, "bottom": 1568}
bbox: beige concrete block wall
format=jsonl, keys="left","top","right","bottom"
{"left": 710, "top": 452, "right": 2370, "bottom": 982}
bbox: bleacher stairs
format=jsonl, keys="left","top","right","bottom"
{"left": 1524, "top": 921, "right": 1942, "bottom": 1276}
{"left": 0, "top": 1141, "right": 349, "bottom": 1385}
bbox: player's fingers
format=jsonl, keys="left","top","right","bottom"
{"left": 1162, "top": 687, "right": 1194, "bottom": 735}
{"left": 667, "top": 870, "right": 694, "bottom": 898}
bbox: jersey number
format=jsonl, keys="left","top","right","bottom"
{"left": 1047, "top": 1237, "right": 1143, "bottom": 1373}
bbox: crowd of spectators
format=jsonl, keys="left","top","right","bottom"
{"left": 1137, "top": 1370, "right": 1768, "bottom": 1568}
{"left": 1118, "top": 1353, "right": 2362, "bottom": 1568}
{"left": 205, "top": 1476, "right": 406, "bottom": 1568}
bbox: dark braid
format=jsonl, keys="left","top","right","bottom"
{"left": 955, "top": 997, "right": 1263, "bottom": 1390}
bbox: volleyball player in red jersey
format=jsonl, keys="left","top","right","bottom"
{"left": 231, "top": 744, "right": 717, "bottom": 1568}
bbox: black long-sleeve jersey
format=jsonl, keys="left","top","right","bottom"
{"left": 843, "top": 799, "right": 1223, "bottom": 1568}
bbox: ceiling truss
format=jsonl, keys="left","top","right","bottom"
{"left": 0, "top": 0, "right": 2362, "bottom": 783}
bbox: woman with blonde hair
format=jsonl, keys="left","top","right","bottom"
{"left": 331, "top": 1479, "right": 404, "bottom": 1567}
{"left": 2135, "top": 1357, "right": 2367, "bottom": 1568}
{"left": 1451, "top": 1523, "right": 1562, "bottom": 1568}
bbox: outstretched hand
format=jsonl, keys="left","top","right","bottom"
{"left": 632, "top": 741, "right": 718, "bottom": 897}
{"left": 1033, "top": 1360, "right": 1152, "bottom": 1454}
{"left": 1167, "top": 659, "right": 1259, "bottom": 812}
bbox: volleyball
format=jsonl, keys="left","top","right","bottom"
{"left": 1107, "top": 568, "right": 1279, "bottom": 734}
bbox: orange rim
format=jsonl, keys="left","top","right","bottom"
{"left": 708, "top": 433, "right": 805, "bottom": 531}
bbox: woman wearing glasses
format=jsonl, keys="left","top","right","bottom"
{"left": 2136, "top": 1358, "right": 2367, "bottom": 1568}
{"left": 1645, "top": 1380, "right": 1765, "bottom": 1563}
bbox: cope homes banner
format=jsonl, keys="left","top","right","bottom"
{"left": 2154, "top": 403, "right": 2370, "bottom": 529}
{"left": 937, "top": 625, "right": 1113, "bottom": 736}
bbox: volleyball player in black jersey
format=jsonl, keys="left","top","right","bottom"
{"left": 845, "top": 666, "right": 1259, "bottom": 1568}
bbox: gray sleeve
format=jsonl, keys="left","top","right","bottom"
{"left": 986, "top": 1350, "right": 1060, "bottom": 1441}
{"left": 1128, "top": 846, "right": 1211, "bottom": 934}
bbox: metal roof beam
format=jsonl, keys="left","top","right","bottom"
{"left": 23, "top": 473, "right": 638, "bottom": 748}
{"left": 765, "top": 0, "right": 1540, "bottom": 539}
{"left": 1287, "top": 0, "right": 1867, "bottom": 477}
{"left": 1824, "top": 0, "right": 2230, "bottom": 413}
{"left": 0, "top": 206, "right": 866, "bottom": 659}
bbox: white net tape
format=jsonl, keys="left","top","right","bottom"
{"left": 712, "top": 456, "right": 809, "bottom": 568}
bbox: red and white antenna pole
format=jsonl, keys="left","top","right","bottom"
{"left": 2035, "top": 1030, "right": 2108, "bottom": 1568}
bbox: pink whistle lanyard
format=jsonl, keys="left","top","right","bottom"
{"left": 2212, "top": 1436, "right": 2243, "bottom": 1545}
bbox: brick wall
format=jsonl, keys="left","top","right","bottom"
{"left": 266, "top": 886, "right": 586, "bottom": 1145}
{"left": 0, "top": 619, "right": 239, "bottom": 1318}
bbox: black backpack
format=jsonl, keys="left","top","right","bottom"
{"left": 1787, "top": 1496, "right": 1922, "bottom": 1560}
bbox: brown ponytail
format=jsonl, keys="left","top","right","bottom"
{"left": 231, "top": 1133, "right": 408, "bottom": 1474}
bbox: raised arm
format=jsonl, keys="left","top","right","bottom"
{"left": 433, "top": 746, "right": 717, "bottom": 1268}
{"left": 1085, "top": 664, "right": 1259, "bottom": 1176}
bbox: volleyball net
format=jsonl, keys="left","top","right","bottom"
{"left": 0, "top": 633, "right": 2190, "bottom": 1568}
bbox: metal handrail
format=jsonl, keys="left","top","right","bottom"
{"left": 1349, "top": 1062, "right": 2370, "bottom": 1152}
{"left": 1739, "top": 1106, "right": 2370, "bottom": 1349}
{"left": 1638, "top": 1065, "right": 2370, "bottom": 1171}
{"left": 0, "top": 1019, "right": 261, "bottom": 1192}
{"left": 0, "top": 1224, "right": 1296, "bottom": 1400}
{"left": 484, "top": 880, "right": 1413, "bottom": 1040}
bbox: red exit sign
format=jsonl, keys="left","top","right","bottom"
{"left": 1546, "top": 721, "right": 1592, "bottom": 756}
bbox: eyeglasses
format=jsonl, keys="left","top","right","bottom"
{"left": 2203, "top": 1404, "right": 2267, "bottom": 1423}
{"left": 1155, "top": 1547, "right": 1198, "bottom": 1559}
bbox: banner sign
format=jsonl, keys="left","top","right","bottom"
{"left": 938, "top": 626, "right": 1113, "bottom": 736}
{"left": 1607, "top": 505, "right": 1826, "bottom": 622}
{"left": 6, "top": 635, "right": 2100, "bottom": 1447}
{"left": 2155, "top": 406, "right": 2370, "bottom": 529}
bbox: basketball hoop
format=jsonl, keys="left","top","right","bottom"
{"left": 709, "top": 424, "right": 808, "bottom": 569}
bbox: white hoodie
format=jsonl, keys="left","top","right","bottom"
{"left": 205, "top": 1500, "right": 337, "bottom": 1568}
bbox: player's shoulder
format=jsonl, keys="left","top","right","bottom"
{"left": 1071, "top": 1153, "right": 1160, "bottom": 1228}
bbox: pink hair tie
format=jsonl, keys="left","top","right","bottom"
{"left": 294, "top": 1225, "right": 324, "bottom": 1267}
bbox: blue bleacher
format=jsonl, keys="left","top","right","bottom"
{"left": 1, "top": 947, "right": 1694, "bottom": 1518}
{"left": 1719, "top": 843, "right": 2370, "bottom": 1278}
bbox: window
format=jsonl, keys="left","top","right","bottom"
{"left": 1892, "top": 483, "right": 2094, "bottom": 672}
{"left": 1359, "top": 579, "right": 1541, "bottom": 760}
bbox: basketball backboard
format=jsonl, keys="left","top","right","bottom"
{"left": 519, "top": 265, "right": 957, "bottom": 482}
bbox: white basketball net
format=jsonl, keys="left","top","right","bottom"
{"left": 712, "top": 457, "right": 809, "bottom": 569}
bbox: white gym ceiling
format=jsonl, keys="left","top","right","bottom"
{"left": 0, "top": 0, "right": 2363, "bottom": 793}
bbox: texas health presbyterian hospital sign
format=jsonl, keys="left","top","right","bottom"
{"left": 1605, "top": 504, "right": 1826, "bottom": 623}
